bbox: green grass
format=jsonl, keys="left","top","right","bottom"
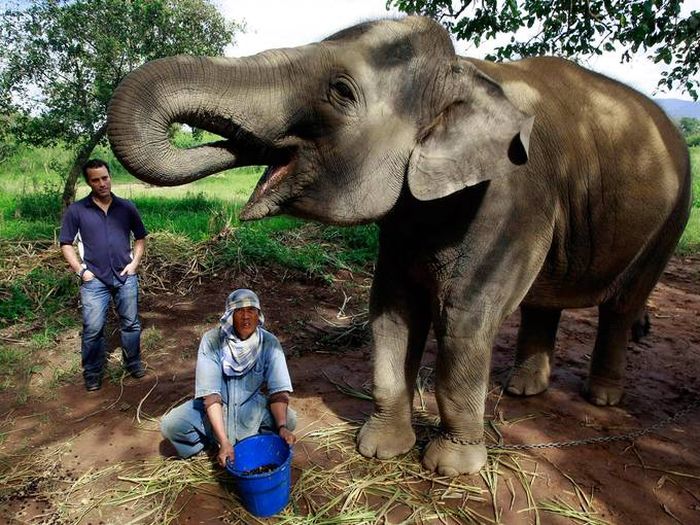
{"left": 207, "top": 221, "right": 378, "bottom": 278}
{"left": 678, "top": 212, "right": 700, "bottom": 253}
{"left": 0, "top": 169, "right": 65, "bottom": 239}
{"left": 0, "top": 267, "right": 78, "bottom": 326}
{"left": 677, "top": 146, "right": 700, "bottom": 253}
{"left": 0, "top": 345, "right": 31, "bottom": 395}
{"left": 0, "top": 345, "right": 30, "bottom": 376}
{"left": 132, "top": 193, "right": 239, "bottom": 242}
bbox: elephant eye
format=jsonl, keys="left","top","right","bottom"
{"left": 330, "top": 76, "right": 357, "bottom": 105}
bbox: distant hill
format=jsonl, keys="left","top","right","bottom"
{"left": 654, "top": 98, "right": 700, "bottom": 120}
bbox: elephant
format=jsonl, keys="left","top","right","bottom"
{"left": 107, "top": 16, "right": 691, "bottom": 476}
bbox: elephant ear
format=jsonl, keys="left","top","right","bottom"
{"left": 408, "top": 70, "right": 534, "bottom": 201}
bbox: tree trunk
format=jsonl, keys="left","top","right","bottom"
{"left": 61, "top": 123, "right": 108, "bottom": 209}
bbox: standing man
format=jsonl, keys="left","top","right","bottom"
{"left": 60, "top": 159, "right": 148, "bottom": 391}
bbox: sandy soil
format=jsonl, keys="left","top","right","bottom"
{"left": 1, "top": 256, "right": 699, "bottom": 524}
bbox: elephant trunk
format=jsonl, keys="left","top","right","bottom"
{"left": 107, "top": 52, "right": 303, "bottom": 185}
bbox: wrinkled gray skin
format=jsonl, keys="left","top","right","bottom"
{"left": 107, "top": 16, "right": 691, "bottom": 475}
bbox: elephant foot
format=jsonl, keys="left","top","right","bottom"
{"left": 422, "top": 434, "right": 486, "bottom": 476}
{"left": 585, "top": 376, "right": 623, "bottom": 406}
{"left": 506, "top": 357, "right": 551, "bottom": 396}
{"left": 357, "top": 416, "right": 416, "bottom": 459}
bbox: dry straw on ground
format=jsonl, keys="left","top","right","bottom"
{"left": 1, "top": 417, "right": 611, "bottom": 525}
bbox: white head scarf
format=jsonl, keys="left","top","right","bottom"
{"left": 219, "top": 289, "right": 265, "bottom": 376}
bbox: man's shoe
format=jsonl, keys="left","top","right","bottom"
{"left": 85, "top": 379, "right": 102, "bottom": 391}
{"left": 128, "top": 364, "right": 146, "bottom": 379}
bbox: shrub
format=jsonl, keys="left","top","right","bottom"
{"left": 0, "top": 267, "right": 77, "bottom": 327}
{"left": 687, "top": 134, "right": 700, "bottom": 148}
{"left": 14, "top": 185, "right": 63, "bottom": 221}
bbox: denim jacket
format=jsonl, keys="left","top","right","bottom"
{"left": 194, "top": 327, "right": 293, "bottom": 442}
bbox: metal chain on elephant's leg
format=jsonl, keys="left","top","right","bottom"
{"left": 441, "top": 432, "right": 485, "bottom": 447}
{"left": 486, "top": 395, "right": 700, "bottom": 451}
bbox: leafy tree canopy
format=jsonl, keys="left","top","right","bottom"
{"left": 0, "top": 109, "right": 18, "bottom": 161}
{"left": 0, "top": 0, "right": 243, "bottom": 205}
{"left": 680, "top": 117, "right": 700, "bottom": 146}
{"left": 680, "top": 116, "right": 700, "bottom": 136}
{"left": 388, "top": 0, "right": 699, "bottom": 99}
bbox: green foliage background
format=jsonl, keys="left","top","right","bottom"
{"left": 682, "top": 117, "right": 700, "bottom": 146}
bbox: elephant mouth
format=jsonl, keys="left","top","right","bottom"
{"left": 240, "top": 150, "right": 299, "bottom": 220}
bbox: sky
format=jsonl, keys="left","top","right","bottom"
{"left": 220, "top": 0, "right": 699, "bottom": 101}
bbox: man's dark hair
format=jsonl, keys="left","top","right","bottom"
{"left": 82, "top": 159, "right": 111, "bottom": 182}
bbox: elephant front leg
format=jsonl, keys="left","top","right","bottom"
{"left": 422, "top": 333, "right": 491, "bottom": 476}
{"left": 357, "top": 278, "right": 430, "bottom": 459}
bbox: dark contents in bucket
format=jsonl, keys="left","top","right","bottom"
{"left": 242, "top": 463, "right": 279, "bottom": 476}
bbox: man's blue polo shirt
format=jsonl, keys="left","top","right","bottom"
{"left": 59, "top": 193, "right": 148, "bottom": 285}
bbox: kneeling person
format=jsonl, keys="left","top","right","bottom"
{"left": 161, "top": 289, "right": 297, "bottom": 467}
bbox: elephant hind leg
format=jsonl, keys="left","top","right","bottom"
{"left": 588, "top": 195, "right": 687, "bottom": 406}
{"left": 585, "top": 302, "right": 644, "bottom": 406}
{"left": 630, "top": 309, "right": 651, "bottom": 343}
{"left": 506, "top": 306, "right": 562, "bottom": 397}
{"left": 587, "top": 257, "right": 669, "bottom": 406}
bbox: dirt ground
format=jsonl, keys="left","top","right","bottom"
{"left": 1, "top": 255, "right": 699, "bottom": 524}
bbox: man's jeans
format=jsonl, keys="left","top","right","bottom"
{"left": 80, "top": 273, "right": 141, "bottom": 381}
{"left": 160, "top": 399, "right": 297, "bottom": 458}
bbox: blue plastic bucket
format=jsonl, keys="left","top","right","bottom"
{"left": 226, "top": 433, "right": 293, "bottom": 517}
